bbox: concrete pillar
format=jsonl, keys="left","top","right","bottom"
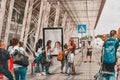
{"left": 24, "top": 0, "right": 34, "bottom": 48}
{"left": 67, "top": 20, "right": 71, "bottom": 39}
{"left": 65, "top": 20, "right": 71, "bottom": 43}
{"left": 34, "top": 0, "right": 45, "bottom": 48}
{"left": 0, "top": 0, "right": 7, "bottom": 39}
{"left": 4, "top": 0, "right": 15, "bottom": 45}
{"left": 43, "top": 2, "right": 51, "bottom": 27}
{"left": 54, "top": 1, "right": 60, "bottom": 27}
{"left": 61, "top": 12, "right": 67, "bottom": 42}
{"left": 62, "top": 12, "right": 67, "bottom": 27}
{"left": 38, "top": 1, "right": 50, "bottom": 39}
{"left": 20, "top": 0, "right": 30, "bottom": 41}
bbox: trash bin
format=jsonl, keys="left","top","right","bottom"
{"left": 31, "top": 62, "right": 36, "bottom": 76}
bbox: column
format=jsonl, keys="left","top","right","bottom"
{"left": 62, "top": 12, "right": 67, "bottom": 27}
{"left": 62, "top": 12, "right": 67, "bottom": 42}
{"left": 34, "top": 0, "right": 45, "bottom": 48}
{"left": 4, "top": 0, "right": 15, "bottom": 45}
{"left": 20, "top": 0, "right": 30, "bottom": 41}
{"left": 24, "top": 0, "right": 34, "bottom": 48}
{"left": 38, "top": 1, "right": 50, "bottom": 39}
{"left": 0, "top": 0, "right": 7, "bottom": 39}
{"left": 65, "top": 20, "right": 71, "bottom": 43}
{"left": 43, "top": 2, "right": 51, "bottom": 27}
{"left": 54, "top": 1, "right": 60, "bottom": 27}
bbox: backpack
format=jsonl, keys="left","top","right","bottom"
{"left": 40, "top": 53, "right": 46, "bottom": 64}
{"left": 103, "top": 38, "right": 119, "bottom": 63}
{"left": 57, "top": 51, "right": 65, "bottom": 61}
{"left": 12, "top": 50, "right": 29, "bottom": 67}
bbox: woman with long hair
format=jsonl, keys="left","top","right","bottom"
{"left": 45, "top": 40, "right": 54, "bottom": 74}
{"left": 10, "top": 37, "right": 27, "bottom": 80}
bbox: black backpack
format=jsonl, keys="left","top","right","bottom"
{"left": 12, "top": 50, "right": 29, "bottom": 67}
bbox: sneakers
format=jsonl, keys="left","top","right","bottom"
{"left": 41, "top": 72, "right": 46, "bottom": 76}
{"left": 36, "top": 73, "right": 42, "bottom": 76}
{"left": 65, "top": 74, "right": 69, "bottom": 76}
{"left": 36, "top": 72, "right": 47, "bottom": 76}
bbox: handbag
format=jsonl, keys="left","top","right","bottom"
{"left": 13, "top": 50, "right": 29, "bottom": 67}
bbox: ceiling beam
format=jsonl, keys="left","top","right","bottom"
{"left": 94, "top": 0, "right": 106, "bottom": 29}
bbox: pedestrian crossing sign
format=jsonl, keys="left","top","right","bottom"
{"left": 77, "top": 24, "right": 86, "bottom": 33}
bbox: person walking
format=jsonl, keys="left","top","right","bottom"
{"left": 102, "top": 30, "right": 119, "bottom": 80}
{"left": 35, "top": 39, "right": 43, "bottom": 75}
{"left": 86, "top": 41, "right": 93, "bottom": 62}
{"left": 0, "top": 40, "right": 14, "bottom": 80}
{"left": 10, "top": 38, "right": 28, "bottom": 80}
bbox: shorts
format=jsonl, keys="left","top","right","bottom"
{"left": 87, "top": 50, "right": 92, "bottom": 56}
{"left": 102, "top": 62, "right": 116, "bottom": 73}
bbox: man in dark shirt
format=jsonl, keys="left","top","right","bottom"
{"left": 0, "top": 40, "right": 14, "bottom": 80}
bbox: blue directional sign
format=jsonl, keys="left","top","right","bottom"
{"left": 77, "top": 24, "right": 86, "bottom": 33}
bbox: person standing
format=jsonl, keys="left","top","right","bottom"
{"left": 45, "top": 40, "right": 54, "bottom": 74}
{"left": 60, "top": 43, "right": 68, "bottom": 73}
{"left": 11, "top": 38, "right": 28, "bottom": 80}
{"left": 65, "top": 47, "right": 75, "bottom": 76}
{"left": 102, "top": 30, "right": 119, "bottom": 80}
{"left": 68, "top": 39, "right": 76, "bottom": 74}
{"left": 0, "top": 40, "right": 14, "bottom": 80}
{"left": 35, "top": 39, "right": 43, "bottom": 75}
{"left": 86, "top": 41, "right": 93, "bottom": 62}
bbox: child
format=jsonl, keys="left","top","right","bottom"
{"left": 65, "top": 47, "right": 75, "bottom": 76}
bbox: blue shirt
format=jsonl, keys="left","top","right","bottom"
{"left": 103, "top": 38, "right": 119, "bottom": 63}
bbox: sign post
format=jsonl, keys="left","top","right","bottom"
{"left": 77, "top": 24, "right": 87, "bottom": 60}
{"left": 77, "top": 24, "right": 86, "bottom": 33}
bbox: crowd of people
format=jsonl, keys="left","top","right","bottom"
{"left": 33, "top": 38, "right": 76, "bottom": 77}
{"left": 0, "top": 38, "right": 28, "bottom": 80}
{"left": 0, "top": 37, "right": 77, "bottom": 80}
{"left": 0, "top": 29, "right": 120, "bottom": 80}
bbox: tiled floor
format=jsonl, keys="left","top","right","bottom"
{"left": 27, "top": 49, "right": 101, "bottom": 80}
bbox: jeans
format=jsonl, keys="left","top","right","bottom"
{"left": 41, "top": 64, "right": 45, "bottom": 72}
{"left": 0, "top": 68, "right": 14, "bottom": 80}
{"left": 103, "top": 73, "right": 115, "bottom": 80}
{"left": 65, "top": 63, "right": 73, "bottom": 75}
{"left": 35, "top": 63, "right": 40, "bottom": 73}
{"left": 61, "top": 60, "right": 65, "bottom": 71}
{"left": 14, "top": 67, "right": 27, "bottom": 80}
{"left": 45, "top": 55, "right": 51, "bottom": 73}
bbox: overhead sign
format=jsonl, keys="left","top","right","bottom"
{"left": 77, "top": 24, "right": 86, "bottom": 33}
